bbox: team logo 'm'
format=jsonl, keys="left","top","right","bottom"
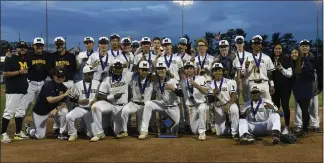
{"left": 143, "top": 63, "right": 147, "bottom": 67}
{"left": 86, "top": 38, "right": 90, "bottom": 40}
{"left": 37, "top": 39, "right": 41, "bottom": 42}
{"left": 221, "top": 41, "right": 226, "bottom": 44}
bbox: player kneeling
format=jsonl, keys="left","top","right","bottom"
{"left": 239, "top": 85, "right": 281, "bottom": 144}
{"left": 117, "top": 61, "right": 153, "bottom": 138}
{"left": 90, "top": 59, "right": 133, "bottom": 142}
{"left": 181, "top": 62, "right": 209, "bottom": 140}
{"left": 206, "top": 63, "right": 240, "bottom": 140}
{"left": 26, "top": 68, "right": 71, "bottom": 140}
{"left": 138, "top": 62, "right": 183, "bottom": 140}
{"left": 66, "top": 65, "right": 99, "bottom": 141}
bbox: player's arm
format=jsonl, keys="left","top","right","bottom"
{"left": 165, "top": 81, "right": 183, "bottom": 97}
{"left": 191, "top": 78, "right": 208, "bottom": 95}
{"left": 46, "top": 86, "right": 71, "bottom": 104}
{"left": 228, "top": 81, "right": 238, "bottom": 105}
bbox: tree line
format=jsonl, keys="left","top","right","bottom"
{"left": 172, "top": 28, "right": 323, "bottom": 56}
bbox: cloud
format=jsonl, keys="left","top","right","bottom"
{"left": 146, "top": 4, "right": 168, "bottom": 11}
{"left": 103, "top": 7, "right": 142, "bottom": 12}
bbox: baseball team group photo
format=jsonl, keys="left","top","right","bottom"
{"left": 1, "top": 1, "right": 323, "bottom": 162}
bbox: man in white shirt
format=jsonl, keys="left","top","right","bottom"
{"left": 176, "top": 38, "right": 192, "bottom": 65}
{"left": 239, "top": 85, "right": 281, "bottom": 145}
{"left": 244, "top": 35, "right": 275, "bottom": 101}
{"left": 138, "top": 61, "right": 183, "bottom": 140}
{"left": 215, "top": 40, "right": 236, "bottom": 80}
{"left": 181, "top": 62, "right": 209, "bottom": 140}
{"left": 75, "top": 37, "right": 96, "bottom": 82}
{"left": 194, "top": 38, "right": 215, "bottom": 77}
{"left": 131, "top": 40, "right": 140, "bottom": 55}
{"left": 133, "top": 37, "right": 156, "bottom": 72}
{"left": 232, "top": 36, "right": 253, "bottom": 103}
{"left": 86, "top": 37, "right": 113, "bottom": 82}
{"left": 207, "top": 63, "right": 239, "bottom": 140}
{"left": 108, "top": 33, "right": 122, "bottom": 61}
{"left": 118, "top": 37, "right": 134, "bottom": 72}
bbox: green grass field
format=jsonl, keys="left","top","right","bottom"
{"left": 0, "top": 84, "right": 322, "bottom": 116}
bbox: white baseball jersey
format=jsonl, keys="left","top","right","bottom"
{"left": 115, "top": 52, "right": 134, "bottom": 72}
{"left": 154, "top": 78, "right": 181, "bottom": 106}
{"left": 157, "top": 53, "right": 183, "bottom": 81}
{"left": 133, "top": 52, "right": 156, "bottom": 66}
{"left": 76, "top": 50, "right": 96, "bottom": 66}
{"left": 244, "top": 52, "right": 275, "bottom": 81}
{"left": 195, "top": 54, "right": 215, "bottom": 72}
{"left": 181, "top": 75, "right": 207, "bottom": 106}
{"left": 175, "top": 52, "right": 192, "bottom": 64}
{"left": 232, "top": 51, "right": 253, "bottom": 73}
{"left": 207, "top": 78, "right": 237, "bottom": 106}
{"left": 130, "top": 75, "right": 154, "bottom": 103}
{"left": 98, "top": 71, "right": 133, "bottom": 104}
{"left": 86, "top": 52, "right": 113, "bottom": 81}
{"left": 72, "top": 79, "right": 100, "bottom": 108}
{"left": 241, "top": 98, "right": 278, "bottom": 122}
{"left": 108, "top": 49, "right": 122, "bottom": 61}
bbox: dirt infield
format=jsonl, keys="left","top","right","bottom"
{"left": 1, "top": 109, "right": 323, "bottom": 163}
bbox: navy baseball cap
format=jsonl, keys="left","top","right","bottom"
{"left": 17, "top": 41, "right": 28, "bottom": 48}
{"left": 53, "top": 68, "right": 65, "bottom": 78}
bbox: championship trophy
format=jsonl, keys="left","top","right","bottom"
{"left": 156, "top": 114, "right": 178, "bottom": 138}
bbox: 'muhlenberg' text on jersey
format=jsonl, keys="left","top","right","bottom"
{"left": 72, "top": 79, "right": 100, "bottom": 108}
{"left": 98, "top": 71, "right": 133, "bottom": 104}
{"left": 130, "top": 75, "right": 154, "bottom": 103}
{"left": 244, "top": 52, "right": 275, "bottom": 81}
{"left": 86, "top": 52, "right": 114, "bottom": 81}
{"left": 241, "top": 98, "right": 278, "bottom": 122}
{"left": 180, "top": 76, "right": 207, "bottom": 106}
{"left": 154, "top": 78, "right": 180, "bottom": 106}
{"left": 207, "top": 78, "right": 237, "bottom": 106}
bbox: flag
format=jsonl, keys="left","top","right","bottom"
{"left": 214, "top": 32, "right": 221, "bottom": 40}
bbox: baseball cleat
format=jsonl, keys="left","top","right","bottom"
{"left": 232, "top": 134, "right": 239, "bottom": 141}
{"left": 311, "top": 127, "right": 323, "bottom": 133}
{"left": 272, "top": 136, "right": 280, "bottom": 145}
{"left": 198, "top": 132, "right": 206, "bottom": 141}
{"left": 25, "top": 124, "right": 31, "bottom": 135}
{"left": 116, "top": 132, "right": 128, "bottom": 139}
{"left": 211, "top": 127, "right": 216, "bottom": 133}
{"left": 240, "top": 133, "right": 255, "bottom": 143}
{"left": 68, "top": 135, "right": 77, "bottom": 142}
{"left": 53, "top": 129, "right": 60, "bottom": 137}
{"left": 58, "top": 134, "right": 68, "bottom": 140}
{"left": 138, "top": 132, "right": 148, "bottom": 140}
{"left": 1, "top": 133, "right": 11, "bottom": 143}
{"left": 14, "top": 131, "right": 29, "bottom": 140}
{"left": 90, "top": 133, "right": 105, "bottom": 142}
{"left": 281, "top": 127, "right": 289, "bottom": 135}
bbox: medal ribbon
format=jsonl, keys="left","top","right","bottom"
{"left": 164, "top": 54, "right": 173, "bottom": 68}
{"left": 213, "top": 77, "right": 224, "bottom": 95}
{"left": 112, "top": 74, "right": 122, "bottom": 83}
{"left": 198, "top": 53, "right": 207, "bottom": 69}
{"left": 82, "top": 80, "right": 92, "bottom": 99}
{"left": 99, "top": 54, "right": 108, "bottom": 70}
{"left": 251, "top": 98, "right": 262, "bottom": 117}
{"left": 111, "top": 50, "right": 119, "bottom": 57}
{"left": 220, "top": 55, "right": 229, "bottom": 67}
{"left": 252, "top": 52, "right": 262, "bottom": 68}
{"left": 87, "top": 50, "right": 93, "bottom": 57}
{"left": 138, "top": 76, "right": 148, "bottom": 94}
{"left": 187, "top": 75, "right": 195, "bottom": 95}
{"left": 236, "top": 51, "right": 245, "bottom": 66}
{"left": 159, "top": 77, "right": 168, "bottom": 94}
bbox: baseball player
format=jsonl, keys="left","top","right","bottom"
{"left": 90, "top": 59, "right": 133, "bottom": 142}
{"left": 131, "top": 40, "right": 140, "bottom": 55}
{"left": 108, "top": 33, "right": 121, "bottom": 60}
{"left": 152, "top": 37, "right": 162, "bottom": 55}
{"left": 176, "top": 38, "right": 192, "bottom": 65}
{"left": 65, "top": 65, "right": 100, "bottom": 141}
{"left": 239, "top": 85, "right": 281, "bottom": 144}
{"left": 75, "top": 37, "right": 96, "bottom": 82}
{"left": 215, "top": 40, "right": 236, "bottom": 79}
{"left": 154, "top": 38, "right": 183, "bottom": 81}
{"left": 206, "top": 63, "right": 239, "bottom": 140}
{"left": 232, "top": 36, "right": 253, "bottom": 103}
{"left": 138, "top": 61, "right": 183, "bottom": 140}
{"left": 1, "top": 41, "right": 29, "bottom": 143}
{"left": 194, "top": 38, "right": 215, "bottom": 77}
{"left": 133, "top": 37, "right": 156, "bottom": 72}
{"left": 118, "top": 37, "right": 134, "bottom": 72}
{"left": 244, "top": 35, "right": 275, "bottom": 101}
{"left": 25, "top": 67, "right": 71, "bottom": 140}
{"left": 180, "top": 61, "right": 209, "bottom": 140}
{"left": 24, "top": 37, "right": 53, "bottom": 115}
{"left": 86, "top": 37, "right": 113, "bottom": 82}
{"left": 117, "top": 61, "right": 153, "bottom": 138}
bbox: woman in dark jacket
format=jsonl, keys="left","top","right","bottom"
{"left": 291, "top": 48, "right": 314, "bottom": 137}
{"left": 271, "top": 43, "right": 293, "bottom": 134}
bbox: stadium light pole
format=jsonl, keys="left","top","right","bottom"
{"left": 173, "top": 0, "right": 193, "bottom": 37}
{"left": 46, "top": 0, "right": 48, "bottom": 51}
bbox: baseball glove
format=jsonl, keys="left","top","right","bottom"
{"left": 280, "top": 133, "right": 297, "bottom": 144}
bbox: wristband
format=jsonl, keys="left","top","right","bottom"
{"left": 269, "top": 80, "right": 274, "bottom": 87}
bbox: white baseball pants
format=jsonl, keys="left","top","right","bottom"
{"left": 140, "top": 100, "right": 180, "bottom": 133}
{"left": 25, "top": 81, "right": 44, "bottom": 110}
{"left": 3, "top": 94, "right": 27, "bottom": 119}
{"left": 187, "top": 103, "right": 208, "bottom": 134}
{"left": 239, "top": 113, "right": 281, "bottom": 137}
{"left": 66, "top": 107, "right": 94, "bottom": 136}
{"left": 294, "top": 95, "right": 319, "bottom": 128}
{"left": 248, "top": 81, "right": 272, "bottom": 101}
{"left": 120, "top": 102, "right": 144, "bottom": 133}
{"left": 214, "top": 103, "right": 239, "bottom": 136}
{"left": 91, "top": 101, "right": 123, "bottom": 136}
{"left": 28, "top": 108, "right": 68, "bottom": 139}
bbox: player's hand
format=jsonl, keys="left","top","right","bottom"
{"left": 270, "top": 86, "right": 275, "bottom": 95}
{"left": 245, "top": 56, "right": 250, "bottom": 69}
{"left": 189, "top": 78, "right": 197, "bottom": 87}
{"left": 114, "top": 93, "right": 124, "bottom": 100}
{"left": 49, "top": 109, "right": 58, "bottom": 118}
{"left": 190, "top": 55, "right": 195, "bottom": 62}
{"left": 264, "top": 102, "right": 275, "bottom": 110}
{"left": 165, "top": 83, "right": 175, "bottom": 91}
{"left": 89, "top": 99, "right": 97, "bottom": 106}
{"left": 166, "top": 70, "right": 174, "bottom": 78}
{"left": 64, "top": 89, "right": 72, "bottom": 97}
{"left": 5, "top": 51, "right": 12, "bottom": 57}
{"left": 19, "top": 68, "right": 28, "bottom": 74}
{"left": 79, "top": 99, "right": 89, "bottom": 105}
{"left": 223, "top": 103, "right": 231, "bottom": 114}
{"left": 277, "top": 64, "right": 284, "bottom": 71}
{"left": 156, "top": 50, "right": 162, "bottom": 58}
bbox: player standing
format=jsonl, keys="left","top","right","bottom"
{"left": 216, "top": 40, "right": 236, "bottom": 79}
{"left": 1, "top": 41, "right": 29, "bottom": 143}
{"left": 244, "top": 35, "right": 275, "bottom": 100}
{"left": 138, "top": 61, "right": 183, "bottom": 140}
{"left": 133, "top": 37, "right": 156, "bottom": 72}
{"left": 176, "top": 38, "right": 192, "bottom": 65}
{"left": 108, "top": 33, "right": 121, "bottom": 61}
{"left": 75, "top": 37, "right": 96, "bottom": 82}
{"left": 119, "top": 37, "right": 134, "bottom": 72}
{"left": 207, "top": 63, "right": 239, "bottom": 140}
